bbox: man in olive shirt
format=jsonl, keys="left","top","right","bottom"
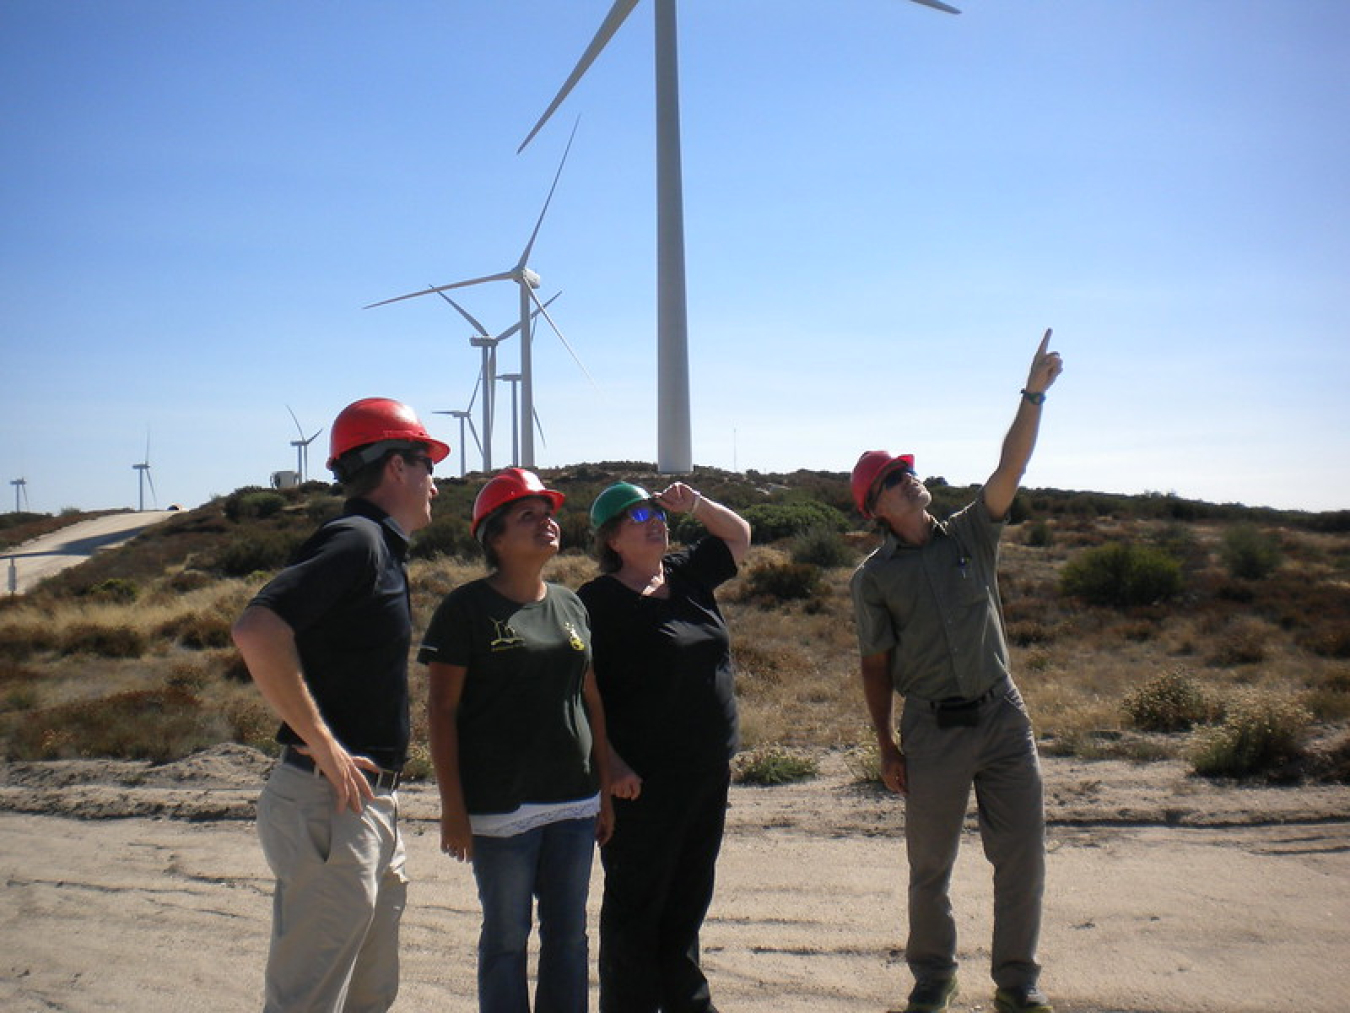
{"left": 850, "top": 332, "right": 1063, "bottom": 1013}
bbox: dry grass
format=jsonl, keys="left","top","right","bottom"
{"left": 3, "top": 517, "right": 1348, "bottom": 780}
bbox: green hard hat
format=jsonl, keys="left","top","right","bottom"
{"left": 589, "top": 482, "right": 653, "bottom": 531}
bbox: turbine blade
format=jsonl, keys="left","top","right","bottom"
{"left": 528, "top": 287, "right": 599, "bottom": 391}
{"left": 146, "top": 468, "right": 158, "bottom": 505}
{"left": 467, "top": 418, "right": 484, "bottom": 456}
{"left": 304, "top": 428, "right": 322, "bottom": 445}
{"left": 467, "top": 372, "right": 483, "bottom": 414}
{"left": 906, "top": 0, "right": 961, "bottom": 13}
{"left": 518, "top": 0, "right": 639, "bottom": 153}
{"left": 532, "top": 407, "right": 547, "bottom": 449}
{"left": 519, "top": 118, "right": 580, "bottom": 271}
{"left": 433, "top": 288, "right": 490, "bottom": 335}
{"left": 495, "top": 291, "right": 562, "bottom": 342}
{"left": 286, "top": 405, "right": 305, "bottom": 439}
{"left": 364, "top": 272, "right": 513, "bottom": 309}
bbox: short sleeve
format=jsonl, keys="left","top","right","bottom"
{"left": 850, "top": 563, "right": 897, "bottom": 658}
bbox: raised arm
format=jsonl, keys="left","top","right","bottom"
{"left": 984, "top": 329, "right": 1064, "bottom": 521}
{"left": 655, "top": 482, "right": 752, "bottom": 565}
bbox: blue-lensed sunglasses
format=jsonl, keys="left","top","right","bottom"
{"left": 626, "top": 504, "right": 667, "bottom": 524}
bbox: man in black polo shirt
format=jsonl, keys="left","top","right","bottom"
{"left": 232, "top": 397, "right": 447, "bottom": 1013}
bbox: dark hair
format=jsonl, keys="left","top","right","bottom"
{"left": 477, "top": 505, "right": 509, "bottom": 571}
{"left": 592, "top": 517, "right": 625, "bottom": 574}
{"left": 337, "top": 443, "right": 426, "bottom": 498}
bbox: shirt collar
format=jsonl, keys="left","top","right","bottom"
{"left": 878, "top": 516, "right": 948, "bottom": 558}
{"left": 344, "top": 497, "right": 411, "bottom": 558}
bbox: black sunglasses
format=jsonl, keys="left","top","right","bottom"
{"left": 401, "top": 453, "right": 434, "bottom": 475}
{"left": 880, "top": 466, "right": 914, "bottom": 491}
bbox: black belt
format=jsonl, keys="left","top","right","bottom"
{"left": 280, "top": 746, "right": 402, "bottom": 792}
{"left": 927, "top": 683, "right": 1006, "bottom": 712}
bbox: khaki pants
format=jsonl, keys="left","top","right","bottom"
{"left": 899, "top": 683, "right": 1045, "bottom": 991}
{"left": 257, "top": 762, "right": 408, "bottom": 1012}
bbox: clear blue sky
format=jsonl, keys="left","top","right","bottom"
{"left": 3, "top": 1, "right": 1348, "bottom": 514}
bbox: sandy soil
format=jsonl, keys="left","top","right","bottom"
{"left": 3, "top": 744, "right": 1348, "bottom": 1013}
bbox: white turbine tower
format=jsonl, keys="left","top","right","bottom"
{"left": 10, "top": 477, "right": 28, "bottom": 513}
{"left": 286, "top": 406, "right": 323, "bottom": 484}
{"left": 365, "top": 121, "right": 585, "bottom": 469}
{"left": 520, "top": 0, "right": 959, "bottom": 473}
{"left": 132, "top": 433, "right": 156, "bottom": 512}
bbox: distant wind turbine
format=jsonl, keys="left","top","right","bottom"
{"left": 519, "top": 0, "right": 959, "bottom": 473}
{"left": 434, "top": 406, "right": 484, "bottom": 479}
{"left": 286, "top": 406, "right": 323, "bottom": 484}
{"left": 10, "top": 477, "right": 28, "bottom": 514}
{"left": 132, "top": 433, "right": 157, "bottom": 512}
{"left": 365, "top": 120, "right": 586, "bottom": 468}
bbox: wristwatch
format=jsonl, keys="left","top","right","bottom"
{"left": 1020, "top": 389, "right": 1046, "bottom": 405}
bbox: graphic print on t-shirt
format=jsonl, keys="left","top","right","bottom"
{"left": 489, "top": 617, "right": 525, "bottom": 652}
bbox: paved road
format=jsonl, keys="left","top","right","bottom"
{"left": 3, "top": 511, "right": 176, "bottom": 595}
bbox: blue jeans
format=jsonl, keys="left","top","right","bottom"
{"left": 472, "top": 817, "right": 597, "bottom": 1013}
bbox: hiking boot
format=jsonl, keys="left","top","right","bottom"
{"left": 994, "top": 984, "right": 1053, "bottom": 1013}
{"left": 900, "top": 976, "right": 958, "bottom": 1013}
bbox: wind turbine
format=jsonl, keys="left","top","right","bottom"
{"left": 432, "top": 290, "right": 564, "bottom": 472}
{"left": 498, "top": 372, "right": 549, "bottom": 468}
{"left": 132, "top": 433, "right": 156, "bottom": 512}
{"left": 286, "top": 406, "right": 323, "bottom": 484}
{"left": 365, "top": 120, "right": 586, "bottom": 468}
{"left": 434, "top": 406, "right": 484, "bottom": 479}
{"left": 10, "top": 477, "right": 28, "bottom": 513}
{"left": 519, "top": 0, "right": 960, "bottom": 473}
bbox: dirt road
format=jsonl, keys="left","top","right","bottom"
{"left": 4, "top": 511, "right": 176, "bottom": 594}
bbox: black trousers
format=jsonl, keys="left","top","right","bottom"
{"left": 598, "top": 765, "right": 730, "bottom": 1013}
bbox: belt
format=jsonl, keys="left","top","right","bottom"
{"left": 926, "top": 683, "right": 1007, "bottom": 712}
{"left": 280, "top": 746, "right": 402, "bottom": 792}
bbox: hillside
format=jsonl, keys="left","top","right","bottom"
{"left": 1, "top": 465, "right": 1347, "bottom": 784}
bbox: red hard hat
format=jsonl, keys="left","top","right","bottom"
{"left": 326, "top": 397, "right": 450, "bottom": 472}
{"left": 851, "top": 450, "right": 915, "bottom": 519}
{"left": 471, "top": 468, "right": 566, "bottom": 537}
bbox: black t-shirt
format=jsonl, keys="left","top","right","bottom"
{"left": 578, "top": 536, "right": 739, "bottom": 777}
{"left": 249, "top": 498, "right": 412, "bottom": 770}
{"left": 418, "top": 580, "right": 597, "bottom": 815}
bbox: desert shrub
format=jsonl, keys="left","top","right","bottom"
{"left": 165, "top": 660, "right": 211, "bottom": 692}
{"left": 1122, "top": 669, "right": 1214, "bottom": 732}
{"left": 1023, "top": 520, "right": 1053, "bottom": 548}
{"left": 743, "top": 561, "right": 822, "bottom": 603}
{"left": 1189, "top": 690, "right": 1313, "bottom": 778}
{"left": 789, "top": 526, "right": 853, "bottom": 568}
{"left": 844, "top": 740, "right": 883, "bottom": 785}
{"left": 1207, "top": 618, "right": 1270, "bottom": 666}
{"left": 87, "top": 578, "right": 139, "bottom": 603}
{"left": 1298, "top": 622, "right": 1350, "bottom": 660}
{"left": 222, "top": 694, "right": 277, "bottom": 752}
{"left": 159, "top": 610, "right": 234, "bottom": 650}
{"left": 409, "top": 514, "right": 479, "bottom": 561}
{"left": 1007, "top": 620, "right": 1056, "bottom": 647}
{"left": 742, "top": 501, "right": 848, "bottom": 543}
{"left": 61, "top": 621, "right": 147, "bottom": 658}
{"left": 1220, "top": 523, "right": 1282, "bottom": 580}
{"left": 224, "top": 489, "right": 287, "bottom": 522}
{"left": 734, "top": 746, "right": 819, "bottom": 785}
{"left": 8, "top": 688, "right": 228, "bottom": 761}
{"left": 1060, "top": 542, "right": 1183, "bottom": 606}
{"left": 213, "top": 531, "right": 303, "bottom": 577}
{"left": 0, "top": 622, "right": 60, "bottom": 660}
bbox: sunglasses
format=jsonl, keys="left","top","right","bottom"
{"left": 626, "top": 504, "right": 667, "bottom": 524}
{"left": 402, "top": 453, "right": 434, "bottom": 475}
{"left": 880, "top": 466, "right": 914, "bottom": 491}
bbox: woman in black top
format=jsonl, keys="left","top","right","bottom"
{"left": 577, "top": 481, "right": 751, "bottom": 1013}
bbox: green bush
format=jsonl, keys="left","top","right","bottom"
{"left": 158, "top": 610, "right": 234, "bottom": 650}
{"left": 744, "top": 561, "right": 822, "bottom": 603}
{"left": 1023, "top": 520, "right": 1053, "bottom": 548}
{"left": 1060, "top": 542, "right": 1183, "bottom": 606}
{"left": 1122, "top": 669, "right": 1214, "bottom": 732}
{"left": 214, "top": 531, "right": 303, "bottom": 577}
{"left": 742, "top": 501, "right": 848, "bottom": 543}
{"left": 409, "top": 514, "right": 480, "bottom": 561}
{"left": 734, "top": 746, "right": 819, "bottom": 785}
{"left": 1189, "top": 690, "right": 1312, "bottom": 777}
{"left": 1220, "top": 523, "right": 1282, "bottom": 580}
{"left": 87, "top": 578, "right": 139, "bottom": 603}
{"left": 224, "top": 489, "right": 287, "bottom": 522}
{"left": 789, "top": 526, "right": 853, "bottom": 569}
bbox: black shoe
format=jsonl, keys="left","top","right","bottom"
{"left": 901, "top": 976, "right": 957, "bottom": 1013}
{"left": 994, "top": 984, "right": 1053, "bottom": 1013}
